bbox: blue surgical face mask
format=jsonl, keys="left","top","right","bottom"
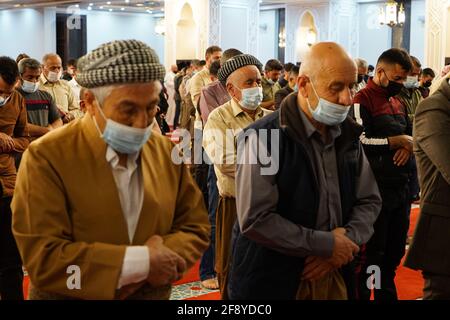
{"left": 403, "top": 75, "right": 419, "bottom": 89}
{"left": 94, "top": 104, "right": 154, "bottom": 154}
{"left": 237, "top": 86, "right": 263, "bottom": 110}
{"left": 22, "top": 80, "right": 39, "bottom": 93}
{"left": 0, "top": 95, "right": 11, "bottom": 107}
{"left": 306, "top": 80, "right": 350, "bottom": 126}
{"left": 267, "top": 79, "right": 275, "bottom": 85}
{"left": 293, "top": 84, "right": 299, "bottom": 92}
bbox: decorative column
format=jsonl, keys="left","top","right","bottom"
{"left": 328, "top": 0, "right": 358, "bottom": 57}
{"left": 425, "top": 0, "right": 449, "bottom": 74}
{"left": 208, "top": 0, "right": 259, "bottom": 56}
{"left": 44, "top": 7, "right": 57, "bottom": 54}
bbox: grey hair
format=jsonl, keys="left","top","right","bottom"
{"left": 18, "top": 58, "right": 42, "bottom": 74}
{"left": 88, "top": 84, "right": 122, "bottom": 106}
{"left": 42, "top": 53, "right": 62, "bottom": 65}
{"left": 354, "top": 58, "right": 368, "bottom": 70}
{"left": 88, "top": 81, "right": 162, "bottom": 106}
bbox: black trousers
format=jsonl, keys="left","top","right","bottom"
{"left": 423, "top": 272, "right": 450, "bottom": 300}
{"left": 358, "top": 184, "right": 410, "bottom": 301}
{"left": 0, "top": 197, "right": 24, "bottom": 300}
{"left": 173, "top": 99, "right": 181, "bottom": 130}
{"left": 193, "top": 161, "right": 209, "bottom": 210}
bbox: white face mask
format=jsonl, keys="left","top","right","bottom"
{"left": 94, "top": 104, "right": 154, "bottom": 154}
{"left": 306, "top": 80, "right": 350, "bottom": 126}
{"left": 237, "top": 86, "right": 263, "bottom": 110}
{"left": 0, "top": 95, "right": 10, "bottom": 107}
{"left": 22, "top": 80, "right": 39, "bottom": 93}
{"left": 46, "top": 70, "right": 60, "bottom": 83}
{"left": 403, "top": 75, "right": 419, "bottom": 89}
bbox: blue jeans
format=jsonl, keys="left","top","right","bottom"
{"left": 199, "top": 165, "right": 219, "bottom": 281}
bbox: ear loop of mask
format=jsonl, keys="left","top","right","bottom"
{"left": 308, "top": 78, "right": 320, "bottom": 104}
{"left": 381, "top": 70, "right": 392, "bottom": 87}
{"left": 92, "top": 100, "right": 106, "bottom": 136}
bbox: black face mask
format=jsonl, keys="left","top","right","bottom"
{"left": 357, "top": 74, "right": 365, "bottom": 84}
{"left": 382, "top": 70, "right": 404, "bottom": 97}
{"left": 423, "top": 81, "right": 432, "bottom": 88}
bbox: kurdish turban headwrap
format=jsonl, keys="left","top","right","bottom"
{"left": 76, "top": 39, "right": 165, "bottom": 88}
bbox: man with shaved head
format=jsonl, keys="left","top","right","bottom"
{"left": 203, "top": 54, "right": 271, "bottom": 298}
{"left": 353, "top": 48, "right": 413, "bottom": 301}
{"left": 227, "top": 42, "right": 381, "bottom": 300}
{"left": 39, "top": 53, "right": 83, "bottom": 124}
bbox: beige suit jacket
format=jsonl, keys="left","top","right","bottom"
{"left": 12, "top": 115, "right": 210, "bottom": 299}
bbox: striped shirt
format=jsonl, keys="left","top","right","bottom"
{"left": 17, "top": 88, "right": 60, "bottom": 127}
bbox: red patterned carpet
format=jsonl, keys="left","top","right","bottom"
{"left": 22, "top": 207, "right": 423, "bottom": 300}
{"left": 395, "top": 206, "right": 424, "bottom": 300}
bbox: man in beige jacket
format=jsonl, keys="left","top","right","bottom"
{"left": 12, "top": 40, "right": 210, "bottom": 300}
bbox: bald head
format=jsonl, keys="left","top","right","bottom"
{"left": 300, "top": 42, "right": 356, "bottom": 81}
{"left": 297, "top": 42, "right": 357, "bottom": 124}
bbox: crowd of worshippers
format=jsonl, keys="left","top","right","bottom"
{"left": 0, "top": 39, "right": 449, "bottom": 301}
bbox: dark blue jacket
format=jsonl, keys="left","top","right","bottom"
{"left": 228, "top": 94, "right": 364, "bottom": 300}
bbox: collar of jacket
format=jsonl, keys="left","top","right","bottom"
{"left": 366, "top": 77, "right": 390, "bottom": 98}
{"left": 437, "top": 77, "right": 450, "bottom": 101}
{"left": 283, "top": 85, "right": 294, "bottom": 93}
{"left": 278, "top": 93, "right": 363, "bottom": 148}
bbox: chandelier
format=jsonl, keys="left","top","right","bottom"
{"left": 278, "top": 27, "right": 286, "bottom": 48}
{"left": 155, "top": 18, "right": 165, "bottom": 35}
{"left": 306, "top": 29, "right": 317, "bottom": 47}
{"left": 378, "top": 1, "right": 405, "bottom": 27}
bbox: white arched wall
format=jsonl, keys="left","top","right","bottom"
{"left": 446, "top": 3, "right": 450, "bottom": 61}
{"left": 209, "top": 0, "right": 259, "bottom": 56}
{"left": 285, "top": 0, "right": 358, "bottom": 64}
{"left": 285, "top": 2, "right": 329, "bottom": 64}
{"left": 425, "top": 0, "right": 450, "bottom": 74}
{"left": 165, "top": 0, "right": 260, "bottom": 68}
{"left": 295, "top": 11, "right": 319, "bottom": 63}
{"left": 175, "top": 3, "right": 198, "bottom": 60}
{"left": 165, "top": 0, "right": 209, "bottom": 68}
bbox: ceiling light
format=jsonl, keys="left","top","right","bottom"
{"left": 88, "top": 6, "right": 92, "bottom": 10}
{"left": 121, "top": 7, "right": 125, "bottom": 10}
{"left": 378, "top": 0, "right": 406, "bottom": 28}
{"left": 107, "top": 1, "right": 111, "bottom": 4}
{"left": 89, "top": 3, "right": 94, "bottom": 5}
{"left": 125, "top": 0, "right": 130, "bottom": 2}
{"left": 147, "top": 10, "right": 152, "bottom": 13}
{"left": 136, "top": 3, "right": 144, "bottom": 7}
{"left": 100, "top": 6, "right": 104, "bottom": 9}
{"left": 109, "top": 8, "right": 113, "bottom": 12}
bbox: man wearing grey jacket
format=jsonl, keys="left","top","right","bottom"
{"left": 405, "top": 76, "right": 450, "bottom": 299}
